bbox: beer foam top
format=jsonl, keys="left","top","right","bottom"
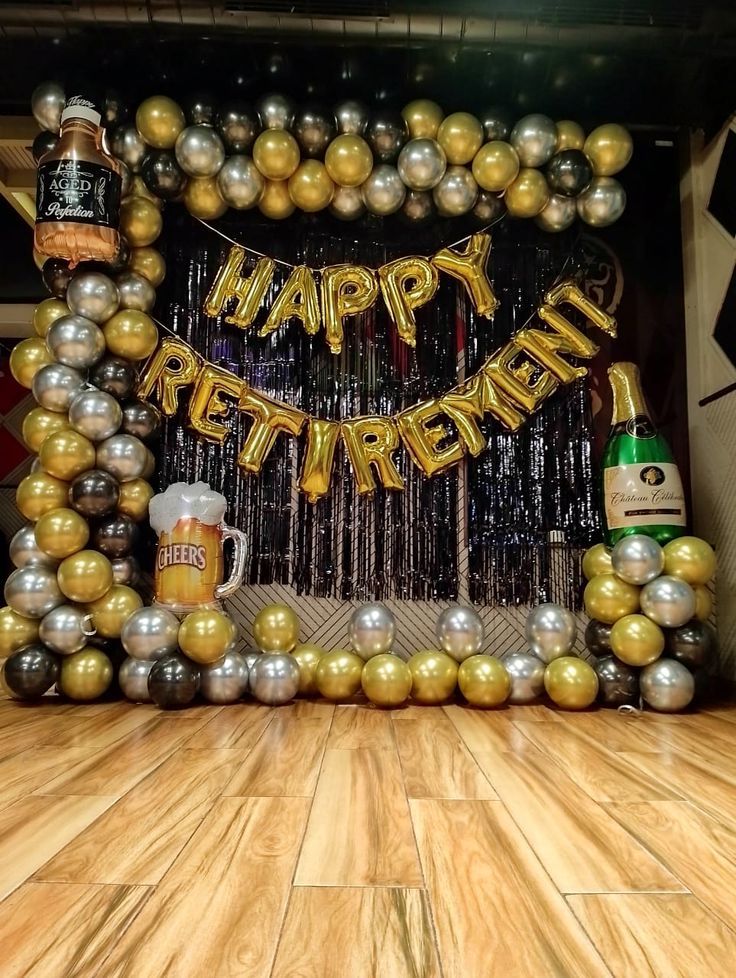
{"left": 149, "top": 481, "right": 228, "bottom": 535}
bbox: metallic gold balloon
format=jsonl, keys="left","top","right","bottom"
{"left": 402, "top": 99, "right": 444, "bottom": 139}
{"left": 544, "top": 656, "right": 599, "bottom": 710}
{"left": 129, "top": 247, "right": 166, "bottom": 287}
{"left": 60, "top": 647, "right": 113, "bottom": 701}
{"left": 175, "top": 608, "right": 231, "bottom": 665}
{"left": 582, "top": 543, "right": 614, "bottom": 580}
{"left": 57, "top": 550, "right": 113, "bottom": 603}
{"left": 437, "top": 112, "right": 484, "bottom": 165}
{"left": 258, "top": 179, "right": 295, "bottom": 219}
{"left": 253, "top": 603, "right": 300, "bottom": 653}
{"left": 693, "top": 585, "right": 713, "bottom": 622}
{"left": 86, "top": 584, "right": 143, "bottom": 639}
{"left": 472, "top": 141, "right": 520, "bottom": 192}
{"left": 324, "top": 134, "right": 373, "bottom": 187}
{"left": 34, "top": 507, "right": 89, "bottom": 559}
{"left": 38, "top": 429, "right": 96, "bottom": 481}
{"left": 119, "top": 197, "right": 163, "bottom": 247}
{"left": 315, "top": 649, "right": 364, "bottom": 701}
{"left": 504, "top": 168, "right": 550, "bottom": 218}
{"left": 288, "top": 160, "right": 334, "bottom": 212}
{"left": 584, "top": 573, "right": 640, "bottom": 624}
{"left": 0, "top": 605, "right": 39, "bottom": 656}
{"left": 252, "top": 129, "right": 300, "bottom": 181}
{"left": 663, "top": 536, "right": 716, "bottom": 586}
{"left": 610, "top": 613, "right": 665, "bottom": 667}
{"left": 457, "top": 654, "right": 511, "bottom": 707}
{"left": 135, "top": 95, "right": 186, "bottom": 149}
{"left": 22, "top": 407, "right": 71, "bottom": 453}
{"left": 117, "top": 478, "right": 154, "bottom": 522}
{"left": 33, "top": 298, "right": 69, "bottom": 338}
{"left": 361, "top": 653, "right": 412, "bottom": 707}
{"left": 183, "top": 176, "right": 228, "bottom": 220}
{"left": 556, "top": 120, "right": 586, "bottom": 151}
{"left": 408, "top": 650, "right": 458, "bottom": 704}
{"left": 583, "top": 123, "right": 633, "bottom": 176}
{"left": 103, "top": 310, "right": 159, "bottom": 360}
{"left": 16, "top": 471, "right": 69, "bottom": 521}
{"left": 10, "top": 338, "right": 54, "bottom": 389}
{"left": 293, "top": 642, "right": 326, "bottom": 695}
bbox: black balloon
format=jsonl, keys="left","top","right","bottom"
{"left": 365, "top": 112, "right": 408, "bottom": 163}
{"left": 141, "top": 150, "right": 187, "bottom": 200}
{"left": 42, "top": 258, "right": 73, "bottom": 298}
{"left": 666, "top": 620, "right": 716, "bottom": 670}
{"left": 70, "top": 469, "right": 120, "bottom": 518}
{"left": 148, "top": 655, "right": 200, "bottom": 709}
{"left": 480, "top": 107, "right": 512, "bottom": 142}
{"left": 89, "top": 356, "right": 138, "bottom": 400}
{"left": 293, "top": 104, "right": 336, "bottom": 158}
{"left": 111, "top": 555, "right": 141, "bottom": 586}
{"left": 594, "top": 655, "right": 639, "bottom": 707}
{"left": 585, "top": 618, "right": 613, "bottom": 657}
{"left": 546, "top": 150, "right": 593, "bottom": 197}
{"left": 216, "top": 101, "right": 260, "bottom": 153}
{"left": 183, "top": 92, "right": 217, "bottom": 126}
{"left": 32, "top": 130, "right": 59, "bottom": 164}
{"left": 108, "top": 241, "right": 131, "bottom": 273}
{"left": 103, "top": 91, "right": 130, "bottom": 129}
{"left": 473, "top": 189, "right": 506, "bottom": 225}
{"left": 121, "top": 400, "right": 161, "bottom": 441}
{"left": 93, "top": 513, "right": 138, "bottom": 558}
{"left": 4, "top": 645, "right": 59, "bottom": 699}
{"left": 401, "top": 190, "right": 435, "bottom": 224}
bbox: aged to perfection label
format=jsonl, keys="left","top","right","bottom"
{"left": 604, "top": 462, "right": 686, "bottom": 528}
{"left": 36, "top": 160, "right": 121, "bottom": 227}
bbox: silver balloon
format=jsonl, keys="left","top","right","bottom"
{"left": 502, "top": 651, "right": 546, "bottom": 704}
{"left": 594, "top": 655, "right": 639, "bottom": 707}
{"left": 111, "top": 123, "right": 147, "bottom": 173}
{"left": 243, "top": 650, "right": 261, "bottom": 673}
{"left": 611, "top": 534, "right": 664, "bottom": 585}
{"left": 142, "top": 448, "right": 156, "bottom": 480}
{"left": 249, "top": 653, "right": 300, "bottom": 705}
{"left": 397, "top": 138, "right": 447, "bottom": 191}
{"left": 640, "top": 658, "right": 695, "bottom": 712}
{"left": 217, "top": 102, "right": 260, "bottom": 153}
{"left": 10, "top": 525, "right": 58, "bottom": 569}
{"left": 66, "top": 273, "right": 120, "bottom": 324}
{"left": 361, "top": 165, "right": 406, "bottom": 216}
{"left": 640, "top": 575, "right": 696, "bottom": 628}
{"left": 328, "top": 185, "right": 365, "bottom": 221}
{"left": 111, "top": 556, "right": 141, "bottom": 586}
{"left": 217, "top": 155, "right": 264, "bottom": 209}
{"left": 200, "top": 650, "right": 251, "bottom": 704}
{"left": 348, "top": 603, "right": 396, "bottom": 660}
{"left": 334, "top": 99, "right": 369, "bottom": 136}
{"left": 119, "top": 656, "right": 154, "bottom": 702}
{"left": 39, "top": 604, "right": 95, "bottom": 655}
{"left": 402, "top": 189, "right": 435, "bottom": 223}
{"left": 256, "top": 93, "right": 295, "bottom": 131}
{"left": 435, "top": 605, "right": 484, "bottom": 663}
{"left": 432, "top": 165, "right": 478, "bottom": 217}
{"left": 32, "top": 363, "right": 86, "bottom": 412}
{"left": 4, "top": 566, "right": 63, "bottom": 619}
{"left": 366, "top": 113, "right": 408, "bottom": 163}
{"left": 535, "top": 193, "right": 577, "bottom": 233}
{"left": 68, "top": 389, "right": 123, "bottom": 442}
{"left": 510, "top": 113, "right": 558, "bottom": 167}
{"left": 46, "top": 315, "right": 105, "bottom": 370}
{"left": 96, "top": 433, "right": 148, "bottom": 482}
{"left": 121, "top": 606, "right": 180, "bottom": 660}
{"left": 293, "top": 104, "right": 336, "bottom": 158}
{"left": 525, "top": 603, "right": 576, "bottom": 664}
{"left": 576, "top": 177, "right": 626, "bottom": 227}
{"left": 32, "top": 81, "right": 65, "bottom": 133}
{"left": 116, "top": 272, "right": 156, "bottom": 313}
{"left": 175, "top": 124, "right": 226, "bottom": 178}
{"left": 121, "top": 400, "right": 161, "bottom": 441}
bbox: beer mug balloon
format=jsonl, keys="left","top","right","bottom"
{"left": 149, "top": 481, "right": 247, "bottom": 613}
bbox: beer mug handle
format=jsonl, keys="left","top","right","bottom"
{"left": 215, "top": 525, "right": 248, "bottom": 601}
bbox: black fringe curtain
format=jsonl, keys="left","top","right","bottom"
{"left": 156, "top": 210, "right": 601, "bottom": 606}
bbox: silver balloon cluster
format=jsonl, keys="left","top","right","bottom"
{"left": 435, "top": 605, "right": 484, "bottom": 662}
{"left": 348, "top": 603, "right": 395, "bottom": 660}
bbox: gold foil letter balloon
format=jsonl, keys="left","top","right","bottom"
{"left": 341, "top": 416, "right": 404, "bottom": 495}
{"left": 378, "top": 256, "right": 438, "bottom": 347}
{"left": 298, "top": 418, "right": 341, "bottom": 503}
{"left": 432, "top": 233, "right": 498, "bottom": 318}
{"left": 397, "top": 398, "right": 465, "bottom": 477}
{"left": 260, "top": 265, "right": 320, "bottom": 338}
{"left": 320, "top": 265, "right": 378, "bottom": 354}
{"left": 238, "top": 390, "right": 307, "bottom": 474}
{"left": 137, "top": 336, "right": 203, "bottom": 416}
{"left": 188, "top": 365, "right": 244, "bottom": 443}
{"left": 204, "top": 246, "right": 276, "bottom": 330}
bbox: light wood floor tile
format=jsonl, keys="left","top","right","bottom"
{"left": 185, "top": 703, "right": 274, "bottom": 749}
{"left": 560, "top": 712, "right": 665, "bottom": 753}
{"left": 271, "top": 886, "right": 441, "bottom": 978}
{"left": 394, "top": 716, "right": 496, "bottom": 799}
{"left": 411, "top": 799, "right": 611, "bottom": 978}
{"left": 224, "top": 717, "right": 330, "bottom": 797}
{"left": 328, "top": 705, "right": 395, "bottom": 748}
{"left": 568, "top": 893, "right": 736, "bottom": 978}
{"left": 0, "top": 746, "right": 96, "bottom": 811}
{"left": 295, "top": 748, "right": 423, "bottom": 887}
{"left": 35, "top": 707, "right": 155, "bottom": 748}
{"left": 443, "top": 703, "right": 537, "bottom": 753}
{"left": 278, "top": 700, "right": 336, "bottom": 719}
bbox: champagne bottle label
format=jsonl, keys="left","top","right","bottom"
{"left": 36, "top": 159, "right": 121, "bottom": 228}
{"left": 604, "top": 462, "right": 686, "bottom": 529}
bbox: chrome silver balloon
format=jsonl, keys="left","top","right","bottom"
{"left": 4, "top": 566, "right": 63, "bottom": 619}
{"left": 46, "top": 315, "right": 105, "bottom": 370}
{"left": 433, "top": 166, "right": 478, "bottom": 217}
{"left": 525, "top": 603, "right": 576, "bottom": 664}
{"left": 200, "top": 650, "right": 251, "bottom": 704}
{"left": 66, "top": 272, "right": 120, "bottom": 324}
{"left": 249, "top": 653, "right": 300, "bottom": 705}
{"left": 535, "top": 193, "right": 577, "bottom": 233}
{"left": 329, "top": 185, "right": 365, "bottom": 221}
{"left": 217, "top": 155, "right": 265, "bottom": 209}
{"left": 119, "top": 656, "right": 154, "bottom": 702}
{"left": 576, "top": 177, "right": 626, "bottom": 227}
{"left": 121, "top": 606, "right": 180, "bottom": 661}
{"left": 594, "top": 654, "right": 639, "bottom": 707}
{"left": 39, "top": 604, "right": 95, "bottom": 655}
{"left": 510, "top": 113, "right": 558, "bottom": 167}
{"left": 293, "top": 104, "right": 336, "bottom": 158}
{"left": 121, "top": 400, "right": 161, "bottom": 441}
{"left": 243, "top": 650, "right": 261, "bottom": 672}
{"left": 397, "top": 138, "right": 447, "bottom": 191}
{"left": 402, "top": 190, "right": 435, "bottom": 223}
{"left": 31, "top": 81, "right": 66, "bottom": 133}
{"left": 640, "top": 575, "right": 696, "bottom": 628}
{"left": 174, "top": 124, "right": 226, "bottom": 178}
{"left": 348, "top": 603, "right": 396, "bottom": 660}
{"left": 334, "top": 99, "right": 369, "bottom": 136}
{"left": 611, "top": 534, "right": 664, "bottom": 586}
{"left": 68, "top": 389, "right": 123, "bottom": 442}
{"left": 111, "top": 123, "right": 147, "bottom": 173}
{"left": 10, "top": 525, "right": 58, "bottom": 569}
{"left": 111, "top": 555, "right": 141, "bottom": 586}
{"left": 435, "top": 605, "right": 484, "bottom": 663}
{"left": 256, "top": 93, "right": 295, "bottom": 131}
{"left": 96, "top": 433, "right": 148, "bottom": 482}
{"left": 217, "top": 102, "right": 260, "bottom": 153}
{"left": 361, "top": 164, "right": 406, "bottom": 216}
{"left": 640, "top": 658, "right": 695, "bottom": 712}
{"left": 502, "top": 651, "right": 546, "bottom": 704}
{"left": 32, "top": 363, "right": 86, "bottom": 412}
{"left": 116, "top": 272, "right": 156, "bottom": 312}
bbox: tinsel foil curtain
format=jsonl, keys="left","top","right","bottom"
{"left": 156, "top": 211, "right": 600, "bottom": 606}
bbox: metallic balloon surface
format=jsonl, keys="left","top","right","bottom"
{"left": 432, "top": 166, "right": 478, "bottom": 217}
{"left": 32, "top": 81, "right": 65, "bottom": 133}
{"left": 544, "top": 656, "right": 599, "bottom": 710}
{"left": 148, "top": 654, "right": 200, "bottom": 709}
{"left": 583, "top": 123, "right": 633, "bottom": 176}
{"left": 69, "top": 469, "right": 120, "bottom": 518}
{"left": 293, "top": 104, "right": 336, "bottom": 158}
{"left": 535, "top": 193, "right": 577, "bottom": 232}
{"left": 480, "top": 107, "right": 512, "bottom": 141}
{"left": 253, "top": 603, "right": 299, "bottom": 653}
{"left": 32, "top": 362, "right": 85, "bottom": 412}
{"left": 502, "top": 651, "right": 545, "bottom": 704}
{"left": 42, "top": 258, "right": 74, "bottom": 298}
{"left": 121, "top": 400, "right": 161, "bottom": 441}
{"left": 121, "top": 606, "right": 180, "bottom": 661}
{"left": 666, "top": 620, "right": 716, "bottom": 670}
{"left": 361, "top": 164, "right": 406, "bottom": 215}
{"left": 10, "top": 524, "right": 58, "bottom": 569}
{"left": 217, "top": 155, "right": 265, "bottom": 209}
{"left": 525, "top": 603, "right": 576, "bottom": 663}
{"left": 5, "top": 566, "right": 63, "bottom": 619}
{"left": 436, "top": 112, "right": 483, "bottom": 165}
{"left": 435, "top": 605, "right": 484, "bottom": 662}
{"left": 407, "top": 650, "right": 458, "bottom": 704}
{"left": 92, "top": 513, "right": 138, "bottom": 559}
{"left": 96, "top": 434, "right": 148, "bottom": 482}
{"left": 57, "top": 550, "right": 113, "bottom": 603}
{"left": 545, "top": 150, "right": 593, "bottom": 197}
{"left": 397, "top": 138, "right": 447, "bottom": 191}
{"left": 34, "top": 507, "right": 88, "bottom": 560}
{"left": 576, "top": 177, "right": 626, "bottom": 227}
{"left": 46, "top": 314, "right": 105, "bottom": 370}
{"left": 504, "top": 168, "right": 550, "bottom": 218}
{"left": 118, "top": 656, "right": 154, "bottom": 702}
{"left": 473, "top": 190, "right": 506, "bottom": 225}
{"left": 38, "top": 428, "right": 95, "bottom": 481}
{"left": 4, "top": 645, "right": 59, "bottom": 699}
{"left": 183, "top": 92, "right": 216, "bottom": 127}
{"left": 555, "top": 120, "right": 586, "bottom": 151}
{"left": 33, "top": 297, "right": 68, "bottom": 338}
{"left": 640, "top": 659, "right": 695, "bottom": 712}
{"left": 662, "top": 536, "right": 716, "bottom": 586}
{"left": 611, "top": 534, "right": 665, "bottom": 585}
{"left": 0, "top": 606, "right": 39, "bottom": 657}
{"left": 348, "top": 602, "right": 396, "bottom": 660}
{"left": 256, "top": 93, "right": 295, "bottom": 130}
{"left": 200, "top": 650, "right": 250, "bottom": 704}
{"left": 178, "top": 609, "right": 233, "bottom": 665}
{"left": 66, "top": 272, "right": 119, "bottom": 324}
{"left": 594, "top": 655, "right": 639, "bottom": 707}
{"left": 366, "top": 112, "right": 408, "bottom": 163}
{"left": 111, "top": 123, "right": 147, "bottom": 171}
{"left": 175, "top": 124, "right": 226, "bottom": 178}
{"left": 640, "top": 575, "right": 696, "bottom": 628}
{"left": 471, "top": 140, "right": 519, "bottom": 192}
{"left": 361, "top": 653, "right": 412, "bottom": 708}
{"left": 610, "top": 613, "right": 665, "bottom": 667}
{"left": 10, "top": 337, "right": 54, "bottom": 389}
{"left": 217, "top": 102, "right": 260, "bottom": 153}
{"left": 16, "top": 472, "right": 68, "bottom": 522}
{"left": 510, "top": 113, "right": 558, "bottom": 166}
{"left": 329, "top": 185, "right": 366, "bottom": 221}
{"left": 60, "top": 647, "right": 113, "bottom": 701}
{"left": 250, "top": 653, "right": 300, "bottom": 705}
{"left": 116, "top": 271, "right": 156, "bottom": 312}
{"left": 89, "top": 356, "right": 138, "bottom": 400}
{"left": 40, "top": 604, "right": 95, "bottom": 655}
{"left": 584, "top": 619, "right": 613, "bottom": 657}
{"left": 402, "top": 190, "right": 435, "bottom": 223}
{"left": 315, "top": 650, "right": 365, "bottom": 701}
{"left": 135, "top": 96, "right": 186, "bottom": 150}
{"left": 111, "top": 556, "right": 141, "bottom": 586}
{"left": 457, "top": 655, "right": 511, "bottom": 707}
{"left": 582, "top": 543, "right": 613, "bottom": 580}
{"left": 69, "top": 389, "right": 122, "bottom": 442}
{"left": 292, "top": 643, "right": 326, "bottom": 696}
{"left": 584, "top": 574, "right": 640, "bottom": 624}
{"left": 334, "top": 99, "right": 369, "bottom": 136}
{"left": 402, "top": 99, "right": 444, "bottom": 139}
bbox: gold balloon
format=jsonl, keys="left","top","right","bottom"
{"left": 504, "top": 168, "right": 550, "bottom": 218}
{"left": 293, "top": 642, "right": 327, "bottom": 695}
{"left": 693, "top": 585, "right": 713, "bottom": 622}
{"left": 315, "top": 649, "right": 364, "bottom": 701}
{"left": 253, "top": 129, "right": 300, "bottom": 181}
{"left": 610, "top": 613, "right": 665, "bottom": 667}
{"left": 16, "top": 471, "right": 69, "bottom": 521}
{"left": 22, "top": 407, "right": 71, "bottom": 453}
{"left": 408, "top": 650, "right": 458, "bottom": 704}
{"left": 34, "top": 507, "right": 89, "bottom": 559}
{"left": 472, "top": 141, "right": 520, "bottom": 192}
{"left": 183, "top": 177, "right": 228, "bottom": 220}
{"left": 663, "top": 536, "right": 716, "bottom": 586}
{"left": 39, "top": 429, "right": 96, "bottom": 481}
{"left": 324, "top": 134, "right": 373, "bottom": 187}
{"left": 86, "top": 584, "right": 142, "bottom": 639}
{"left": 258, "top": 179, "right": 295, "bottom": 220}
{"left": 0, "top": 660, "right": 18, "bottom": 699}
{"left": 0, "top": 605, "right": 39, "bottom": 656}
{"left": 320, "top": 264, "right": 378, "bottom": 354}
{"left": 584, "top": 573, "right": 640, "bottom": 624}
{"left": 129, "top": 247, "right": 166, "bottom": 287}
{"left": 582, "top": 542, "right": 613, "bottom": 580}
{"left": 402, "top": 99, "right": 444, "bottom": 139}
{"left": 298, "top": 418, "right": 341, "bottom": 503}
{"left": 544, "top": 656, "right": 599, "bottom": 710}
{"left": 457, "top": 655, "right": 511, "bottom": 707}
{"left": 10, "top": 337, "right": 54, "bottom": 389}
{"left": 135, "top": 95, "right": 186, "bottom": 149}
{"left": 583, "top": 124, "right": 633, "bottom": 176}
{"left": 253, "top": 603, "right": 300, "bottom": 653}
{"left": 437, "top": 112, "right": 484, "bottom": 165}
{"left": 120, "top": 196, "right": 163, "bottom": 247}
{"left": 103, "top": 309, "right": 159, "bottom": 360}
{"left": 60, "top": 647, "right": 113, "bottom": 701}
{"left": 57, "top": 550, "right": 113, "bottom": 603}
{"left": 288, "top": 160, "right": 334, "bottom": 212}
{"left": 117, "top": 478, "right": 154, "bottom": 522}
{"left": 178, "top": 609, "right": 233, "bottom": 664}
{"left": 361, "top": 653, "right": 412, "bottom": 708}
{"left": 556, "top": 120, "right": 586, "bottom": 151}
{"left": 33, "top": 298, "right": 69, "bottom": 338}
{"left": 378, "top": 255, "right": 438, "bottom": 347}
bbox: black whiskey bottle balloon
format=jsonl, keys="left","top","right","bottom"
{"left": 602, "top": 361, "right": 687, "bottom": 546}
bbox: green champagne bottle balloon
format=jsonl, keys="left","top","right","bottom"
{"left": 602, "top": 362, "right": 687, "bottom": 547}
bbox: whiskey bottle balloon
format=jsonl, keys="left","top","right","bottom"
{"left": 602, "top": 361, "right": 687, "bottom": 546}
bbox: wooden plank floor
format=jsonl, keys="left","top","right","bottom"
{"left": 1, "top": 694, "right": 736, "bottom": 977}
